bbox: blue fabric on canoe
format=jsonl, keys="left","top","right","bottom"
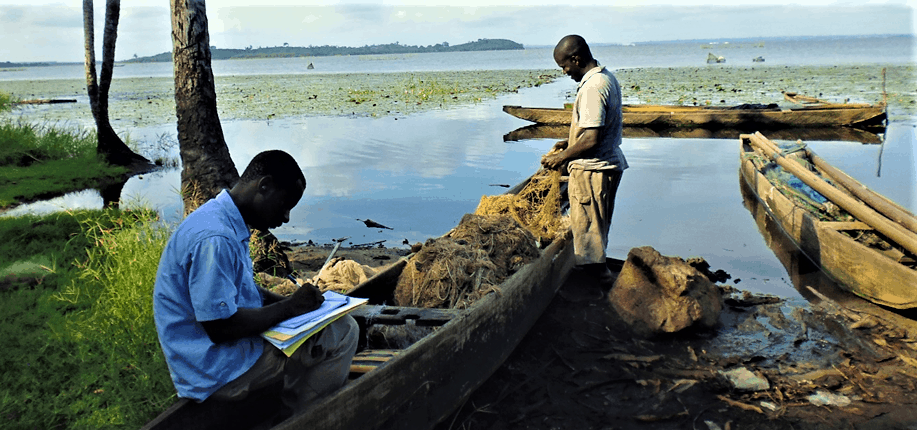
{"left": 784, "top": 173, "right": 829, "bottom": 204}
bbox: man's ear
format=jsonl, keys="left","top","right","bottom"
{"left": 572, "top": 54, "right": 585, "bottom": 67}
{"left": 257, "top": 175, "right": 275, "bottom": 194}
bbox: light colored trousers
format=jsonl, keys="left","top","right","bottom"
{"left": 567, "top": 164, "right": 624, "bottom": 266}
{"left": 210, "top": 315, "right": 359, "bottom": 414}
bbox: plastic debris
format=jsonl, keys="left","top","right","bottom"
{"left": 807, "top": 390, "right": 851, "bottom": 407}
{"left": 719, "top": 367, "right": 770, "bottom": 391}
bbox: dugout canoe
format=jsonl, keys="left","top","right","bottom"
{"left": 502, "top": 123, "right": 883, "bottom": 144}
{"left": 739, "top": 132, "right": 917, "bottom": 309}
{"left": 141, "top": 173, "right": 576, "bottom": 430}
{"left": 503, "top": 102, "right": 887, "bottom": 129}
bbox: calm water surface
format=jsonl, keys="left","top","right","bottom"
{"left": 4, "top": 36, "right": 916, "bottom": 301}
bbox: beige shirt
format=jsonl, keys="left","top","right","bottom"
{"left": 568, "top": 65, "right": 628, "bottom": 171}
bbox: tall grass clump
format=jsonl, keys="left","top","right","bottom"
{"left": 0, "top": 91, "right": 13, "bottom": 112}
{"left": 0, "top": 209, "right": 173, "bottom": 429}
{"left": 0, "top": 121, "right": 128, "bottom": 208}
{"left": 51, "top": 209, "right": 175, "bottom": 428}
{"left": 0, "top": 120, "right": 97, "bottom": 166}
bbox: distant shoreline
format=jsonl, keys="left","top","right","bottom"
{"left": 3, "top": 34, "right": 910, "bottom": 67}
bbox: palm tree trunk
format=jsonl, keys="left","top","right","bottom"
{"left": 170, "top": 0, "right": 292, "bottom": 277}
{"left": 83, "top": 0, "right": 99, "bottom": 122}
{"left": 170, "top": 0, "right": 239, "bottom": 215}
{"left": 83, "top": 0, "right": 151, "bottom": 169}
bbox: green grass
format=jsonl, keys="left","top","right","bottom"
{"left": 0, "top": 92, "right": 13, "bottom": 112}
{"left": 0, "top": 208, "right": 174, "bottom": 429}
{"left": 0, "top": 121, "right": 129, "bottom": 209}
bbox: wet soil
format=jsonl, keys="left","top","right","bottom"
{"left": 432, "top": 266, "right": 917, "bottom": 430}
{"left": 286, "top": 245, "right": 917, "bottom": 429}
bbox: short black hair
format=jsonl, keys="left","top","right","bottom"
{"left": 556, "top": 34, "right": 594, "bottom": 63}
{"left": 239, "top": 150, "right": 306, "bottom": 192}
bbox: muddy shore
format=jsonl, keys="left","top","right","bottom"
{"left": 2, "top": 64, "right": 913, "bottom": 132}
{"left": 284, "top": 243, "right": 917, "bottom": 430}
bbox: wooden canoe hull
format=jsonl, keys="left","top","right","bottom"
{"left": 739, "top": 137, "right": 917, "bottom": 309}
{"left": 503, "top": 104, "right": 887, "bottom": 129}
{"left": 503, "top": 123, "right": 883, "bottom": 144}
{"left": 275, "top": 231, "right": 575, "bottom": 430}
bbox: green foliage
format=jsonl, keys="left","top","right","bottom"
{"left": 401, "top": 75, "right": 464, "bottom": 103}
{"left": 54, "top": 209, "right": 174, "bottom": 428}
{"left": 0, "top": 209, "right": 175, "bottom": 429}
{"left": 0, "top": 92, "right": 12, "bottom": 112}
{"left": 0, "top": 121, "right": 97, "bottom": 165}
{"left": 0, "top": 121, "right": 128, "bottom": 209}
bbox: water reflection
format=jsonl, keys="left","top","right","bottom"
{"left": 738, "top": 174, "right": 850, "bottom": 303}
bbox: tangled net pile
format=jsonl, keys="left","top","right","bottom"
{"left": 474, "top": 169, "right": 567, "bottom": 244}
{"left": 393, "top": 169, "right": 568, "bottom": 309}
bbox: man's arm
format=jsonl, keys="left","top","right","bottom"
{"left": 541, "top": 127, "right": 602, "bottom": 170}
{"left": 260, "top": 285, "right": 287, "bottom": 305}
{"left": 202, "top": 283, "right": 324, "bottom": 344}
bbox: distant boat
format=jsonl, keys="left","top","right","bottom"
{"left": 307, "top": 62, "right": 314, "bottom": 70}
{"left": 707, "top": 52, "right": 725, "bottom": 63}
{"left": 502, "top": 102, "right": 887, "bottom": 129}
{"left": 753, "top": 56, "right": 765, "bottom": 62}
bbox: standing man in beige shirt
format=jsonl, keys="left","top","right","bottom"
{"left": 542, "top": 34, "right": 628, "bottom": 287}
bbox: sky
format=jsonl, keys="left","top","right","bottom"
{"left": 1, "top": 0, "right": 915, "bottom": 63}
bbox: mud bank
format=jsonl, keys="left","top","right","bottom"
{"left": 0, "top": 69, "right": 561, "bottom": 129}
{"left": 2, "top": 64, "right": 913, "bottom": 134}
{"left": 613, "top": 64, "right": 916, "bottom": 121}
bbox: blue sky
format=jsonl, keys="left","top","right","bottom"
{"left": 1, "top": 0, "right": 914, "bottom": 62}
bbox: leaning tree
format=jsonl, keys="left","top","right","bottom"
{"left": 83, "top": 0, "right": 151, "bottom": 168}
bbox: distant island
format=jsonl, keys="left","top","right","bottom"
{"left": 125, "top": 38, "right": 524, "bottom": 63}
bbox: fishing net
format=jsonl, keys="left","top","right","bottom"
{"left": 393, "top": 213, "right": 541, "bottom": 309}
{"left": 474, "top": 168, "right": 568, "bottom": 245}
{"left": 309, "top": 257, "right": 379, "bottom": 294}
{"left": 393, "top": 166, "right": 569, "bottom": 309}
{"left": 748, "top": 142, "right": 852, "bottom": 222}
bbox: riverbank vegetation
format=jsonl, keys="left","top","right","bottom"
{"left": 0, "top": 208, "right": 173, "bottom": 428}
{"left": 0, "top": 119, "right": 129, "bottom": 210}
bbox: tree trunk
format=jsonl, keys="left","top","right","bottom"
{"left": 170, "top": 0, "right": 239, "bottom": 215}
{"left": 170, "top": 0, "right": 292, "bottom": 277}
{"left": 83, "top": 0, "right": 151, "bottom": 169}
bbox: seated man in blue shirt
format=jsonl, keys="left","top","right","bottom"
{"left": 153, "top": 150, "right": 358, "bottom": 419}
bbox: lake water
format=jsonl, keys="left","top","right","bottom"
{"left": 3, "top": 35, "right": 915, "bottom": 301}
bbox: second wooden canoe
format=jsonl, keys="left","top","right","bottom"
{"left": 739, "top": 132, "right": 917, "bottom": 309}
{"left": 503, "top": 103, "right": 887, "bottom": 129}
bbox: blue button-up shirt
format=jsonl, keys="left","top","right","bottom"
{"left": 153, "top": 190, "right": 264, "bottom": 401}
